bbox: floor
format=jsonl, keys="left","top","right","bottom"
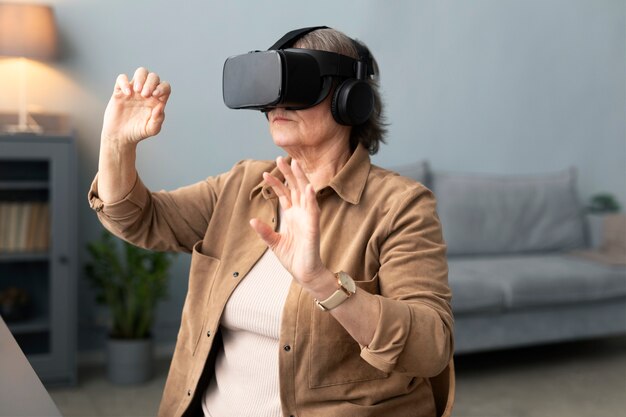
{"left": 48, "top": 336, "right": 626, "bottom": 417}
{"left": 453, "top": 336, "right": 626, "bottom": 417}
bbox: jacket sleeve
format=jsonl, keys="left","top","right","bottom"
{"left": 87, "top": 171, "right": 227, "bottom": 253}
{"left": 360, "top": 186, "right": 454, "bottom": 378}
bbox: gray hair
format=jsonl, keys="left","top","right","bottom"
{"left": 293, "top": 28, "right": 387, "bottom": 155}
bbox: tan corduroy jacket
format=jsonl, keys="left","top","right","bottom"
{"left": 88, "top": 145, "right": 455, "bottom": 417}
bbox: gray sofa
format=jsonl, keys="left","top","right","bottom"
{"left": 392, "top": 161, "right": 626, "bottom": 354}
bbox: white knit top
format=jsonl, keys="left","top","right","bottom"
{"left": 202, "top": 246, "right": 293, "bottom": 417}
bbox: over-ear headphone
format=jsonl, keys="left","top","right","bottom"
{"left": 330, "top": 40, "right": 375, "bottom": 126}
{"left": 269, "top": 26, "right": 376, "bottom": 126}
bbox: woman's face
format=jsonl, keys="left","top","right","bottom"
{"left": 267, "top": 93, "right": 351, "bottom": 153}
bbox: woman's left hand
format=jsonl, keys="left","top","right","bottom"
{"left": 251, "top": 156, "right": 381, "bottom": 348}
{"left": 250, "top": 157, "right": 329, "bottom": 292}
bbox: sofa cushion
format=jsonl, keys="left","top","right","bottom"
{"left": 448, "top": 255, "right": 626, "bottom": 311}
{"left": 432, "top": 168, "right": 586, "bottom": 256}
{"left": 389, "top": 160, "right": 430, "bottom": 187}
{"left": 447, "top": 260, "right": 506, "bottom": 314}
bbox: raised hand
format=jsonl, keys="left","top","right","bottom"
{"left": 96, "top": 67, "right": 171, "bottom": 203}
{"left": 101, "top": 67, "right": 171, "bottom": 145}
{"left": 250, "top": 157, "right": 329, "bottom": 290}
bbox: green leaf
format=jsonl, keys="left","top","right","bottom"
{"left": 84, "top": 229, "right": 174, "bottom": 339}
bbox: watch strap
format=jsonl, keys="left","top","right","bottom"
{"left": 314, "top": 271, "right": 356, "bottom": 311}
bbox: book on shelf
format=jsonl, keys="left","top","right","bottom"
{"left": 0, "top": 201, "right": 50, "bottom": 253}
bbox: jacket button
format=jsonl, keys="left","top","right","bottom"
{"left": 233, "top": 271, "right": 239, "bottom": 278}
{"left": 207, "top": 330, "right": 211, "bottom": 337}
{"left": 187, "top": 389, "right": 191, "bottom": 396}
{"left": 283, "top": 345, "right": 291, "bottom": 352}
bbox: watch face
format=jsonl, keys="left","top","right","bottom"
{"left": 338, "top": 271, "right": 356, "bottom": 294}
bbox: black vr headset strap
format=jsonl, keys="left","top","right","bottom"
{"left": 270, "top": 26, "right": 374, "bottom": 79}
{"left": 268, "top": 26, "right": 329, "bottom": 50}
{"left": 352, "top": 40, "right": 375, "bottom": 79}
{"left": 264, "top": 26, "right": 373, "bottom": 114}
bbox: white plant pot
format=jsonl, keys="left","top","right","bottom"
{"left": 586, "top": 213, "right": 605, "bottom": 249}
{"left": 106, "top": 337, "right": 153, "bottom": 385}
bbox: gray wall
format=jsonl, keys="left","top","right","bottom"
{"left": 1, "top": 0, "right": 624, "bottom": 351}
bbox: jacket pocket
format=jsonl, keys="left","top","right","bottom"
{"left": 179, "top": 240, "right": 220, "bottom": 356}
{"left": 309, "top": 275, "right": 389, "bottom": 388}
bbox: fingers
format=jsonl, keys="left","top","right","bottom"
{"left": 263, "top": 172, "right": 291, "bottom": 210}
{"left": 268, "top": 157, "right": 320, "bottom": 220}
{"left": 276, "top": 156, "right": 297, "bottom": 190}
{"left": 276, "top": 157, "right": 314, "bottom": 207}
{"left": 249, "top": 218, "right": 281, "bottom": 248}
{"left": 278, "top": 156, "right": 310, "bottom": 206}
{"left": 275, "top": 156, "right": 300, "bottom": 207}
{"left": 130, "top": 67, "right": 165, "bottom": 96}
{"left": 131, "top": 67, "right": 149, "bottom": 93}
{"left": 114, "top": 73, "right": 131, "bottom": 96}
{"left": 146, "top": 102, "right": 166, "bottom": 136}
{"left": 290, "top": 159, "right": 311, "bottom": 205}
{"left": 152, "top": 81, "right": 171, "bottom": 102}
{"left": 304, "top": 183, "right": 315, "bottom": 212}
{"left": 115, "top": 67, "right": 171, "bottom": 103}
{"left": 141, "top": 72, "right": 160, "bottom": 97}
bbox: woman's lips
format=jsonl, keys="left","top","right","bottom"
{"left": 270, "top": 111, "right": 292, "bottom": 123}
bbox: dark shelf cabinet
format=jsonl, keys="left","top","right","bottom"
{"left": 0, "top": 134, "right": 77, "bottom": 386}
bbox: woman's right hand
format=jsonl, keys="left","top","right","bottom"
{"left": 101, "top": 67, "right": 171, "bottom": 145}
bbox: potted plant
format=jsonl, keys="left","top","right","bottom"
{"left": 586, "top": 192, "right": 622, "bottom": 248}
{"left": 85, "top": 230, "right": 173, "bottom": 385}
{"left": 588, "top": 193, "right": 621, "bottom": 213}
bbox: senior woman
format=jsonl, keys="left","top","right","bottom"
{"left": 88, "top": 27, "right": 454, "bottom": 417}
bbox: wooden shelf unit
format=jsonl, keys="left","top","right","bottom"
{"left": 0, "top": 134, "right": 77, "bottom": 386}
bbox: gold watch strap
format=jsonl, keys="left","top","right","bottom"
{"left": 314, "top": 271, "right": 356, "bottom": 311}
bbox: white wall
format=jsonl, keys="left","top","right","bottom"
{"left": 1, "top": 0, "right": 623, "bottom": 350}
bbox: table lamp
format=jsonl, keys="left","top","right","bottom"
{"left": 0, "top": 3, "right": 58, "bottom": 134}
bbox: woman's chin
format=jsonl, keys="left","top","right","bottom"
{"left": 271, "top": 133, "right": 299, "bottom": 148}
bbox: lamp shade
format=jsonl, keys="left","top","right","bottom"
{"left": 0, "top": 3, "right": 58, "bottom": 60}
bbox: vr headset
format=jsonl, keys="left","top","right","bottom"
{"left": 222, "top": 26, "right": 376, "bottom": 126}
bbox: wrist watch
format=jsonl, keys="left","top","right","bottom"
{"left": 314, "top": 271, "right": 356, "bottom": 311}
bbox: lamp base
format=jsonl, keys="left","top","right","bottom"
{"left": 2, "top": 114, "right": 44, "bottom": 135}
{"left": 0, "top": 111, "right": 72, "bottom": 136}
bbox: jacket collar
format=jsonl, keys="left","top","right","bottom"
{"left": 327, "top": 144, "right": 370, "bottom": 205}
{"left": 250, "top": 144, "right": 371, "bottom": 205}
